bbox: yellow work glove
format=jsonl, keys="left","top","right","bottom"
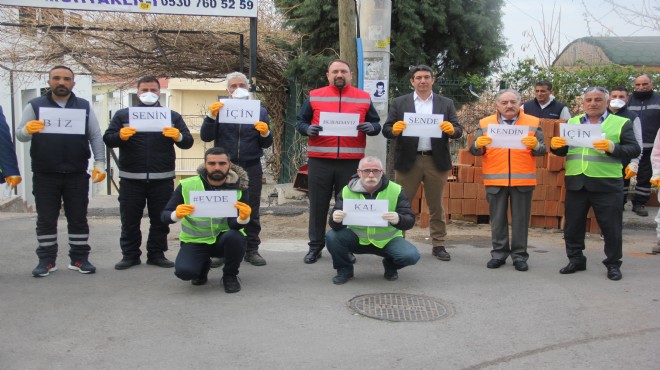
{"left": 551, "top": 137, "right": 567, "bottom": 149}
{"left": 440, "top": 121, "right": 454, "bottom": 135}
{"left": 624, "top": 162, "right": 638, "bottom": 180}
{"left": 175, "top": 204, "right": 195, "bottom": 219}
{"left": 392, "top": 121, "right": 406, "bottom": 136}
{"left": 592, "top": 139, "right": 614, "bottom": 153}
{"left": 475, "top": 136, "right": 492, "bottom": 149}
{"left": 521, "top": 136, "right": 538, "bottom": 150}
{"left": 650, "top": 175, "right": 660, "bottom": 187}
{"left": 120, "top": 127, "right": 137, "bottom": 141}
{"left": 25, "top": 120, "right": 45, "bottom": 135}
{"left": 209, "top": 102, "right": 224, "bottom": 119}
{"left": 162, "top": 127, "right": 181, "bottom": 141}
{"left": 5, "top": 176, "right": 21, "bottom": 189}
{"left": 235, "top": 201, "right": 252, "bottom": 221}
{"left": 91, "top": 161, "right": 106, "bottom": 183}
{"left": 254, "top": 121, "right": 269, "bottom": 136}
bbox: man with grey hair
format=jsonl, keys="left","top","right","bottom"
{"left": 470, "top": 89, "right": 546, "bottom": 272}
{"left": 551, "top": 87, "right": 640, "bottom": 281}
{"left": 325, "top": 156, "right": 420, "bottom": 284}
{"left": 200, "top": 71, "right": 272, "bottom": 266}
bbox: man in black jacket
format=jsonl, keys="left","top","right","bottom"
{"left": 522, "top": 80, "right": 571, "bottom": 120}
{"left": 104, "top": 76, "right": 194, "bottom": 270}
{"left": 382, "top": 64, "right": 462, "bottom": 262}
{"left": 326, "top": 156, "right": 420, "bottom": 284}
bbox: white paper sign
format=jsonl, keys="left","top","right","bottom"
{"left": 486, "top": 124, "right": 529, "bottom": 149}
{"left": 319, "top": 112, "right": 360, "bottom": 137}
{"left": 218, "top": 99, "right": 261, "bottom": 124}
{"left": 129, "top": 107, "right": 171, "bottom": 132}
{"left": 560, "top": 123, "right": 602, "bottom": 148}
{"left": 364, "top": 79, "right": 388, "bottom": 103}
{"left": 402, "top": 113, "right": 444, "bottom": 138}
{"left": 342, "top": 199, "right": 389, "bottom": 227}
{"left": 189, "top": 190, "right": 238, "bottom": 218}
{"left": 39, "top": 108, "right": 86, "bottom": 135}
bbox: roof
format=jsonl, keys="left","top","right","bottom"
{"left": 554, "top": 36, "right": 660, "bottom": 67}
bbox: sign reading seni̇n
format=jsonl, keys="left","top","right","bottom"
{"left": 0, "top": 0, "right": 258, "bottom": 18}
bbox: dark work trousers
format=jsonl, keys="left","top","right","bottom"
{"left": 564, "top": 188, "right": 624, "bottom": 267}
{"left": 239, "top": 161, "right": 263, "bottom": 252}
{"left": 307, "top": 157, "right": 360, "bottom": 251}
{"left": 174, "top": 230, "right": 246, "bottom": 280}
{"left": 33, "top": 172, "right": 90, "bottom": 260}
{"left": 118, "top": 178, "right": 173, "bottom": 260}
{"left": 632, "top": 148, "right": 652, "bottom": 206}
{"left": 486, "top": 186, "right": 533, "bottom": 262}
{"left": 622, "top": 157, "right": 631, "bottom": 204}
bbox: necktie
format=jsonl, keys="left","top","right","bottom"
{"left": 504, "top": 120, "right": 513, "bottom": 125}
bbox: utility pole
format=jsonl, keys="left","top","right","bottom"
{"left": 338, "top": 0, "right": 357, "bottom": 83}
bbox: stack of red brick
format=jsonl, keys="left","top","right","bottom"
{"left": 411, "top": 119, "right": 603, "bottom": 233}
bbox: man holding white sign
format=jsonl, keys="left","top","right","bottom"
{"left": 551, "top": 87, "right": 640, "bottom": 281}
{"left": 17, "top": 66, "right": 106, "bottom": 277}
{"left": 326, "top": 157, "right": 419, "bottom": 284}
{"left": 382, "top": 64, "right": 462, "bottom": 262}
{"left": 161, "top": 147, "right": 250, "bottom": 293}
{"left": 470, "top": 89, "right": 545, "bottom": 272}
{"left": 104, "top": 76, "right": 193, "bottom": 270}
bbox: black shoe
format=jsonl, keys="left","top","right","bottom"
{"left": 192, "top": 259, "right": 211, "bottom": 286}
{"left": 559, "top": 262, "right": 586, "bottom": 274}
{"left": 513, "top": 260, "right": 528, "bottom": 271}
{"left": 244, "top": 251, "right": 267, "bottom": 266}
{"left": 222, "top": 275, "right": 241, "bottom": 293}
{"left": 348, "top": 252, "right": 356, "bottom": 264}
{"left": 147, "top": 256, "right": 174, "bottom": 268}
{"left": 607, "top": 265, "right": 622, "bottom": 281}
{"left": 632, "top": 204, "right": 649, "bottom": 217}
{"left": 332, "top": 272, "right": 354, "bottom": 285}
{"left": 210, "top": 257, "right": 224, "bottom": 268}
{"left": 32, "top": 258, "right": 57, "bottom": 277}
{"left": 486, "top": 259, "right": 506, "bottom": 269}
{"left": 114, "top": 258, "right": 141, "bottom": 270}
{"left": 432, "top": 246, "right": 451, "bottom": 261}
{"left": 68, "top": 257, "right": 96, "bottom": 274}
{"left": 382, "top": 259, "right": 398, "bottom": 281}
{"left": 304, "top": 249, "right": 322, "bottom": 264}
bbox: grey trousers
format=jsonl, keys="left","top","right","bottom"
{"left": 486, "top": 186, "right": 534, "bottom": 262}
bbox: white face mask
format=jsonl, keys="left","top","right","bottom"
{"left": 139, "top": 92, "right": 160, "bottom": 105}
{"left": 231, "top": 87, "right": 250, "bottom": 100}
{"left": 609, "top": 99, "right": 626, "bottom": 109}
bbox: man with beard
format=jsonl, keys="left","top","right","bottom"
{"left": 296, "top": 59, "right": 381, "bottom": 264}
{"left": 521, "top": 80, "right": 571, "bottom": 120}
{"left": 326, "top": 156, "right": 419, "bottom": 284}
{"left": 161, "top": 147, "right": 250, "bottom": 293}
{"left": 104, "top": 76, "right": 194, "bottom": 270}
{"left": 17, "top": 65, "right": 106, "bottom": 277}
{"left": 627, "top": 75, "right": 660, "bottom": 217}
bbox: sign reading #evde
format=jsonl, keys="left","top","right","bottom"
{"left": 402, "top": 113, "right": 444, "bottom": 138}
{"left": 560, "top": 123, "right": 602, "bottom": 148}
{"left": 189, "top": 190, "right": 238, "bottom": 218}
{"left": 218, "top": 99, "right": 261, "bottom": 125}
{"left": 39, "top": 108, "right": 86, "bottom": 135}
{"left": 129, "top": 107, "right": 171, "bottom": 132}
{"left": 342, "top": 199, "right": 389, "bottom": 227}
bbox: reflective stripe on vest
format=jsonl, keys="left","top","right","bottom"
{"left": 343, "top": 182, "right": 404, "bottom": 249}
{"left": 119, "top": 170, "right": 176, "bottom": 180}
{"left": 310, "top": 96, "right": 372, "bottom": 104}
{"left": 565, "top": 114, "right": 626, "bottom": 178}
{"left": 483, "top": 173, "right": 537, "bottom": 180}
{"left": 307, "top": 146, "right": 365, "bottom": 154}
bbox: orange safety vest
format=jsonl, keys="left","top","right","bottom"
{"left": 307, "top": 84, "right": 372, "bottom": 159}
{"left": 479, "top": 113, "right": 540, "bottom": 186}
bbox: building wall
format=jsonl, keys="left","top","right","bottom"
{"left": 553, "top": 41, "right": 612, "bottom": 67}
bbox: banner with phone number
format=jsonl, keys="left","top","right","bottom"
{"left": 0, "top": 0, "right": 258, "bottom": 18}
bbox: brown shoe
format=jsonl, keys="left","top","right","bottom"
{"left": 432, "top": 246, "right": 451, "bottom": 261}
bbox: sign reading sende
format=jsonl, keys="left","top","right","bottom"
{"left": 0, "top": 0, "right": 258, "bottom": 18}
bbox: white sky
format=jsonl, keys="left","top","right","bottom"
{"left": 501, "top": 0, "right": 660, "bottom": 62}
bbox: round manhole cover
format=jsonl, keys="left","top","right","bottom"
{"left": 349, "top": 293, "right": 452, "bottom": 322}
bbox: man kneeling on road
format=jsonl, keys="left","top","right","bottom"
{"left": 326, "top": 156, "right": 420, "bottom": 284}
{"left": 161, "top": 147, "right": 250, "bottom": 293}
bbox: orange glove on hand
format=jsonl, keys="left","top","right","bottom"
{"left": 593, "top": 139, "right": 614, "bottom": 153}
{"left": 521, "top": 136, "right": 538, "bottom": 150}
{"left": 475, "top": 136, "right": 492, "bottom": 149}
{"left": 551, "top": 137, "right": 567, "bottom": 149}
{"left": 254, "top": 121, "right": 269, "bottom": 136}
{"left": 392, "top": 121, "right": 406, "bottom": 136}
{"left": 25, "top": 120, "right": 45, "bottom": 135}
{"left": 209, "top": 102, "right": 224, "bottom": 119}
{"left": 5, "top": 176, "right": 21, "bottom": 189}
{"left": 624, "top": 162, "right": 638, "bottom": 180}
{"left": 650, "top": 176, "right": 660, "bottom": 187}
{"left": 120, "top": 127, "right": 137, "bottom": 141}
{"left": 440, "top": 121, "right": 455, "bottom": 135}
{"left": 162, "top": 127, "right": 181, "bottom": 141}
{"left": 91, "top": 161, "right": 106, "bottom": 183}
{"left": 175, "top": 204, "right": 195, "bottom": 219}
{"left": 235, "top": 201, "right": 252, "bottom": 220}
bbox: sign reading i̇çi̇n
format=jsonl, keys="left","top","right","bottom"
{"left": 217, "top": 99, "right": 261, "bottom": 125}
{"left": 560, "top": 123, "right": 602, "bottom": 148}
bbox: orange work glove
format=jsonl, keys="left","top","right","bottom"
{"left": 175, "top": 204, "right": 195, "bottom": 219}
{"left": 209, "top": 102, "right": 224, "bottom": 119}
{"left": 440, "top": 121, "right": 455, "bottom": 135}
{"left": 521, "top": 136, "right": 538, "bottom": 150}
{"left": 624, "top": 162, "right": 638, "bottom": 179}
{"left": 254, "top": 121, "right": 269, "bottom": 136}
{"left": 392, "top": 121, "right": 406, "bottom": 136}
{"left": 650, "top": 175, "right": 660, "bottom": 187}
{"left": 162, "top": 127, "right": 181, "bottom": 141}
{"left": 592, "top": 139, "right": 614, "bottom": 153}
{"left": 25, "top": 120, "right": 45, "bottom": 134}
{"left": 475, "top": 136, "right": 492, "bottom": 149}
{"left": 120, "top": 127, "right": 137, "bottom": 141}
{"left": 551, "top": 137, "right": 567, "bottom": 149}
{"left": 91, "top": 161, "right": 106, "bottom": 183}
{"left": 234, "top": 201, "right": 252, "bottom": 220}
{"left": 5, "top": 176, "right": 21, "bottom": 189}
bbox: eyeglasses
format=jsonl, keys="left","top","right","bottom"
{"left": 358, "top": 169, "right": 383, "bottom": 175}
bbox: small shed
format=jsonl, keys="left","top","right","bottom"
{"left": 552, "top": 36, "right": 660, "bottom": 71}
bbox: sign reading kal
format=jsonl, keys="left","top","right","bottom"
{"left": 342, "top": 199, "right": 389, "bottom": 227}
